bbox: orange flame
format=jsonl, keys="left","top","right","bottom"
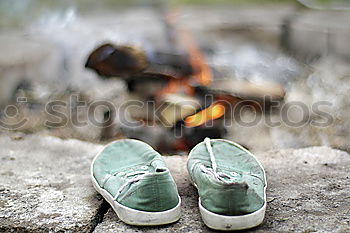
{"left": 177, "top": 22, "right": 212, "bottom": 86}
{"left": 183, "top": 30, "right": 212, "bottom": 86}
{"left": 184, "top": 102, "right": 225, "bottom": 127}
{"left": 157, "top": 78, "right": 194, "bottom": 97}
{"left": 157, "top": 9, "right": 212, "bottom": 99}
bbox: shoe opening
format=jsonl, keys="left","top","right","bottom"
{"left": 155, "top": 167, "right": 167, "bottom": 173}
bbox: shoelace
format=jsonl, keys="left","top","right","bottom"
{"left": 202, "top": 137, "right": 238, "bottom": 185}
{"left": 114, "top": 171, "right": 149, "bottom": 200}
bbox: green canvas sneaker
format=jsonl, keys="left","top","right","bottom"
{"left": 91, "top": 139, "right": 181, "bottom": 226}
{"left": 187, "top": 138, "right": 267, "bottom": 231}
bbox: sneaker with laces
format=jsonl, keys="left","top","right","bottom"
{"left": 91, "top": 139, "right": 181, "bottom": 226}
{"left": 187, "top": 138, "right": 267, "bottom": 231}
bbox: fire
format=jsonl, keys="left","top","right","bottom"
{"left": 157, "top": 78, "right": 194, "bottom": 97}
{"left": 157, "top": 9, "right": 213, "bottom": 99}
{"left": 183, "top": 29, "right": 212, "bottom": 86}
{"left": 184, "top": 102, "right": 225, "bottom": 127}
{"left": 177, "top": 23, "right": 212, "bottom": 86}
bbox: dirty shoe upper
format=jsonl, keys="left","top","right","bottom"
{"left": 187, "top": 138, "right": 266, "bottom": 216}
{"left": 92, "top": 139, "right": 180, "bottom": 212}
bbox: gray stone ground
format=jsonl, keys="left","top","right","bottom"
{"left": 0, "top": 135, "right": 104, "bottom": 232}
{"left": 1, "top": 134, "right": 350, "bottom": 232}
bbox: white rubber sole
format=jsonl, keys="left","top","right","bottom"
{"left": 90, "top": 140, "right": 181, "bottom": 226}
{"left": 188, "top": 138, "right": 267, "bottom": 231}
{"left": 91, "top": 175, "right": 181, "bottom": 226}
{"left": 199, "top": 198, "right": 266, "bottom": 231}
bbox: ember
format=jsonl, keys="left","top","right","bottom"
{"left": 184, "top": 102, "right": 225, "bottom": 128}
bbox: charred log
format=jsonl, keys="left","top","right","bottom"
{"left": 85, "top": 44, "right": 148, "bottom": 78}
{"left": 85, "top": 43, "right": 194, "bottom": 79}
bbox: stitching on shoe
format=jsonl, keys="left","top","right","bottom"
{"left": 117, "top": 179, "right": 172, "bottom": 201}
{"left": 101, "top": 174, "right": 113, "bottom": 188}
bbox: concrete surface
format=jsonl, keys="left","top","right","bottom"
{"left": 0, "top": 134, "right": 349, "bottom": 232}
{"left": 0, "top": 135, "right": 104, "bottom": 232}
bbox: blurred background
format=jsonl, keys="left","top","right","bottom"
{"left": 1, "top": 0, "right": 350, "bottom": 154}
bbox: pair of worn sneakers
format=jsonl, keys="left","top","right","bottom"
{"left": 91, "top": 138, "right": 267, "bottom": 231}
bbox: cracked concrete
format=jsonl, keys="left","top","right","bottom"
{"left": 1, "top": 135, "right": 350, "bottom": 232}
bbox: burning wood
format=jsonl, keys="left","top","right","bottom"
{"left": 85, "top": 44, "right": 147, "bottom": 78}
{"left": 209, "top": 79, "right": 285, "bottom": 102}
{"left": 84, "top": 8, "right": 286, "bottom": 153}
{"left": 184, "top": 101, "right": 225, "bottom": 128}
{"left": 85, "top": 44, "right": 193, "bottom": 80}
{"left": 159, "top": 93, "right": 200, "bottom": 127}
